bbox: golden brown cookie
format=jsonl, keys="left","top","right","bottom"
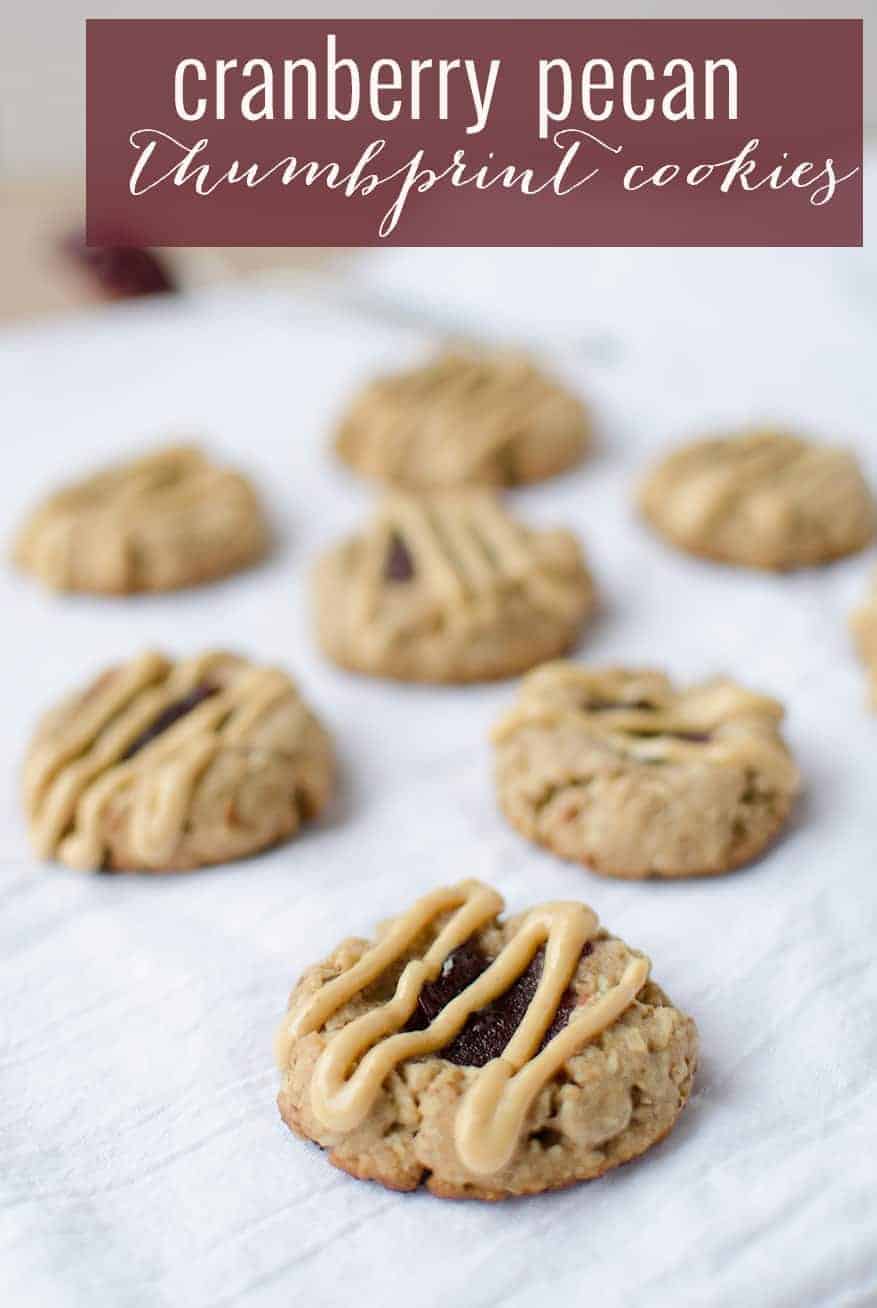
{"left": 24, "top": 650, "right": 333, "bottom": 872}
{"left": 851, "top": 571, "right": 877, "bottom": 706}
{"left": 492, "top": 664, "right": 800, "bottom": 879}
{"left": 314, "top": 490, "right": 596, "bottom": 684}
{"left": 638, "top": 429, "right": 876, "bottom": 570}
{"left": 276, "top": 879, "right": 697, "bottom": 1199}
{"left": 335, "top": 349, "right": 591, "bottom": 489}
{"left": 14, "top": 444, "right": 269, "bottom": 593}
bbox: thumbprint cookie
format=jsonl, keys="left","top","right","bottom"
{"left": 24, "top": 650, "right": 333, "bottom": 872}
{"left": 275, "top": 879, "right": 697, "bottom": 1199}
{"left": 14, "top": 444, "right": 269, "bottom": 593}
{"left": 335, "top": 349, "right": 591, "bottom": 489}
{"left": 492, "top": 663, "right": 800, "bottom": 879}
{"left": 638, "top": 428, "right": 876, "bottom": 570}
{"left": 314, "top": 490, "right": 596, "bottom": 683}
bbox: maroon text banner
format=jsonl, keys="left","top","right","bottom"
{"left": 86, "top": 19, "right": 863, "bottom": 247}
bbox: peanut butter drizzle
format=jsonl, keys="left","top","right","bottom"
{"left": 354, "top": 492, "right": 586, "bottom": 657}
{"left": 276, "top": 880, "right": 649, "bottom": 1177}
{"left": 26, "top": 650, "right": 296, "bottom": 869}
{"left": 644, "top": 431, "right": 865, "bottom": 535}
{"left": 490, "top": 663, "right": 799, "bottom": 790}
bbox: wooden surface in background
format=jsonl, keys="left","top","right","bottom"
{"left": 0, "top": 177, "right": 337, "bottom": 323}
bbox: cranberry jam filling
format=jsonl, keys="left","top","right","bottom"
{"left": 407, "top": 941, "right": 592, "bottom": 1068}
{"left": 589, "top": 699, "right": 655, "bottom": 713}
{"left": 122, "top": 684, "right": 219, "bottom": 761}
{"left": 626, "top": 727, "right": 712, "bottom": 743}
{"left": 383, "top": 533, "right": 415, "bottom": 582}
{"left": 587, "top": 702, "right": 711, "bottom": 743}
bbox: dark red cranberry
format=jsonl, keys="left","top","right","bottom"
{"left": 590, "top": 699, "right": 655, "bottom": 712}
{"left": 122, "top": 684, "right": 218, "bottom": 760}
{"left": 407, "top": 940, "right": 592, "bottom": 1068}
{"left": 384, "top": 533, "right": 415, "bottom": 582}
{"left": 407, "top": 944, "right": 490, "bottom": 1031}
{"left": 64, "top": 234, "right": 175, "bottom": 299}
{"left": 626, "top": 727, "right": 712, "bottom": 743}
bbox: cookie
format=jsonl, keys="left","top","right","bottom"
{"left": 335, "top": 349, "right": 591, "bottom": 489}
{"left": 14, "top": 444, "right": 269, "bottom": 594}
{"left": 851, "top": 572, "right": 877, "bottom": 705}
{"left": 24, "top": 650, "right": 333, "bottom": 872}
{"left": 276, "top": 878, "right": 697, "bottom": 1199}
{"left": 314, "top": 491, "right": 596, "bottom": 683}
{"left": 638, "top": 429, "right": 876, "bottom": 570}
{"left": 492, "top": 664, "right": 800, "bottom": 879}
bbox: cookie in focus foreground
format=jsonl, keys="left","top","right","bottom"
{"left": 314, "top": 490, "right": 596, "bottom": 683}
{"left": 638, "top": 429, "right": 876, "bottom": 570}
{"left": 14, "top": 444, "right": 269, "bottom": 593}
{"left": 492, "top": 664, "right": 800, "bottom": 879}
{"left": 24, "top": 650, "right": 333, "bottom": 872}
{"left": 335, "top": 348, "right": 591, "bottom": 489}
{"left": 275, "top": 879, "right": 697, "bottom": 1199}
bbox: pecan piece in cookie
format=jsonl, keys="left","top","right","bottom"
{"left": 276, "top": 879, "right": 697, "bottom": 1199}
{"left": 335, "top": 348, "right": 591, "bottom": 489}
{"left": 638, "top": 428, "right": 876, "bottom": 570}
{"left": 314, "top": 490, "right": 596, "bottom": 684}
{"left": 492, "top": 664, "right": 800, "bottom": 879}
{"left": 23, "top": 650, "right": 333, "bottom": 872}
{"left": 14, "top": 444, "right": 269, "bottom": 594}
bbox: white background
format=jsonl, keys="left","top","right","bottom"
{"left": 2, "top": 184, "right": 877, "bottom": 1302}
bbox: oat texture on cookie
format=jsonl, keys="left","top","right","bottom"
{"left": 314, "top": 490, "right": 596, "bottom": 683}
{"left": 276, "top": 879, "right": 697, "bottom": 1199}
{"left": 335, "top": 349, "right": 591, "bottom": 489}
{"left": 14, "top": 444, "right": 269, "bottom": 593}
{"left": 24, "top": 650, "right": 333, "bottom": 872}
{"left": 638, "top": 429, "right": 876, "bottom": 570}
{"left": 492, "top": 663, "right": 800, "bottom": 879}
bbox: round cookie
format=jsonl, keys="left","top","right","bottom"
{"left": 314, "top": 490, "right": 596, "bottom": 683}
{"left": 335, "top": 349, "right": 591, "bottom": 489}
{"left": 492, "top": 664, "right": 800, "bottom": 880}
{"left": 24, "top": 650, "right": 333, "bottom": 872}
{"left": 638, "top": 428, "right": 876, "bottom": 571}
{"left": 851, "top": 571, "right": 877, "bottom": 706}
{"left": 14, "top": 444, "right": 269, "bottom": 593}
{"left": 275, "top": 878, "right": 697, "bottom": 1200}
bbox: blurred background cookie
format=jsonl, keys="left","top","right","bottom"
{"left": 14, "top": 443, "right": 269, "bottom": 594}
{"left": 335, "top": 348, "right": 591, "bottom": 489}
{"left": 638, "top": 429, "right": 876, "bottom": 570}
{"left": 851, "top": 572, "right": 877, "bottom": 706}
